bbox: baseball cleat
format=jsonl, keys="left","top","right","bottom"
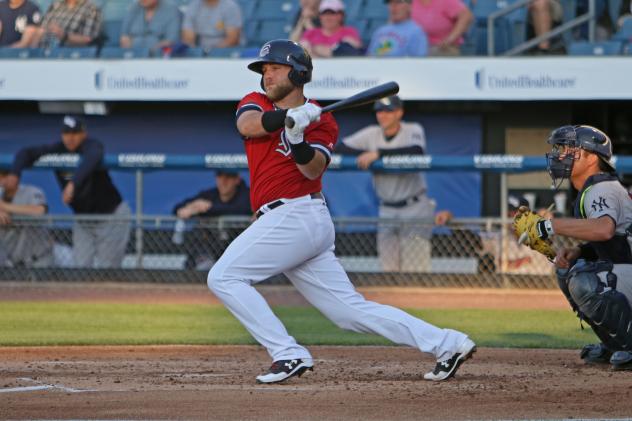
{"left": 580, "top": 343, "right": 613, "bottom": 364}
{"left": 256, "top": 358, "right": 314, "bottom": 384}
{"left": 610, "top": 350, "right": 632, "bottom": 371}
{"left": 424, "top": 338, "right": 476, "bottom": 382}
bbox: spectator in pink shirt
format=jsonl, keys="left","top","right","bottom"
{"left": 300, "top": 0, "right": 363, "bottom": 57}
{"left": 411, "top": 0, "right": 473, "bottom": 56}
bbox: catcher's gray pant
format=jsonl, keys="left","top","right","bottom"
{"left": 208, "top": 195, "right": 469, "bottom": 363}
{"left": 73, "top": 202, "right": 131, "bottom": 268}
{"left": 378, "top": 196, "right": 435, "bottom": 273}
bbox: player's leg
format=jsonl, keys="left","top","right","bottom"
{"left": 94, "top": 202, "right": 131, "bottom": 268}
{"left": 606, "top": 264, "right": 632, "bottom": 370}
{"left": 72, "top": 220, "right": 96, "bottom": 268}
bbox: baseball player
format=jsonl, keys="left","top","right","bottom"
{"left": 207, "top": 39, "right": 476, "bottom": 383}
{"left": 9, "top": 115, "right": 131, "bottom": 268}
{"left": 525, "top": 125, "right": 632, "bottom": 370}
{"left": 336, "top": 95, "right": 438, "bottom": 272}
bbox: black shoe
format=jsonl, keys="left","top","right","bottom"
{"left": 611, "top": 351, "right": 632, "bottom": 370}
{"left": 424, "top": 338, "right": 476, "bottom": 382}
{"left": 580, "top": 343, "right": 612, "bottom": 364}
{"left": 256, "top": 359, "right": 314, "bottom": 384}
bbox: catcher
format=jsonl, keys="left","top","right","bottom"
{"left": 513, "top": 125, "right": 632, "bottom": 371}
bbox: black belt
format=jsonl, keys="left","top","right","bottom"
{"left": 256, "top": 192, "right": 324, "bottom": 219}
{"left": 381, "top": 194, "right": 423, "bottom": 208}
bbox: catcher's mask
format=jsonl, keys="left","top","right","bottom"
{"left": 247, "top": 39, "right": 313, "bottom": 91}
{"left": 546, "top": 125, "right": 615, "bottom": 189}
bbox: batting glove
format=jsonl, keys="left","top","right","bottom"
{"left": 284, "top": 103, "right": 321, "bottom": 145}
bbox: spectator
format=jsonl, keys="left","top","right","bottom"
{"left": 300, "top": 0, "right": 363, "bottom": 57}
{"left": 528, "top": 0, "right": 563, "bottom": 53}
{"left": 0, "top": 0, "right": 41, "bottom": 48}
{"left": 367, "top": 0, "right": 428, "bottom": 57}
{"left": 9, "top": 115, "right": 131, "bottom": 268}
{"left": 28, "top": 0, "right": 101, "bottom": 48}
{"left": 0, "top": 169, "right": 54, "bottom": 267}
{"left": 289, "top": 0, "right": 320, "bottom": 43}
{"left": 120, "top": 0, "right": 181, "bottom": 54}
{"left": 336, "top": 95, "right": 447, "bottom": 273}
{"left": 181, "top": 0, "right": 242, "bottom": 52}
{"left": 410, "top": 0, "right": 473, "bottom": 56}
{"left": 618, "top": 0, "right": 631, "bottom": 29}
{"left": 172, "top": 170, "right": 251, "bottom": 270}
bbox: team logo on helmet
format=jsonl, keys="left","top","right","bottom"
{"left": 259, "top": 43, "right": 271, "bottom": 57}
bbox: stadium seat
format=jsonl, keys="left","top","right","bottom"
{"left": 608, "top": 0, "right": 622, "bottom": 25}
{"left": 101, "top": 0, "right": 131, "bottom": 21}
{"left": 102, "top": 20, "right": 123, "bottom": 47}
{"left": 33, "top": 0, "right": 53, "bottom": 12}
{"left": 363, "top": 17, "right": 386, "bottom": 46}
{"left": 207, "top": 47, "right": 243, "bottom": 58}
{"left": 236, "top": 0, "right": 258, "bottom": 20}
{"left": 244, "top": 20, "right": 259, "bottom": 46}
{"left": 181, "top": 47, "right": 205, "bottom": 58}
{"left": 0, "top": 48, "right": 43, "bottom": 59}
{"left": 471, "top": 0, "right": 526, "bottom": 54}
{"left": 239, "top": 46, "right": 260, "bottom": 57}
{"left": 612, "top": 17, "right": 632, "bottom": 43}
{"left": 43, "top": 47, "right": 98, "bottom": 58}
{"left": 252, "top": 19, "right": 292, "bottom": 45}
{"left": 344, "top": 0, "right": 363, "bottom": 21}
{"left": 361, "top": 0, "right": 388, "bottom": 20}
{"left": 568, "top": 40, "right": 624, "bottom": 55}
{"left": 99, "top": 46, "right": 151, "bottom": 58}
{"left": 254, "top": 0, "right": 297, "bottom": 21}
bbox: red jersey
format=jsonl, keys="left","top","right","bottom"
{"left": 236, "top": 92, "right": 339, "bottom": 211}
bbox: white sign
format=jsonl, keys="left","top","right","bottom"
{"left": 0, "top": 57, "right": 630, "bottom": 101}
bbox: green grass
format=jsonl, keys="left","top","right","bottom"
{"left": 0, "top": 302, "right": 597, "bottom": 348}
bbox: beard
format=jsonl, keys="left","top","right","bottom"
{"left": 264, "top": 79, "right": 295, "bottom": 102}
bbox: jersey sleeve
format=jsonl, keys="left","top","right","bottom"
{"left": 304, "top": 113, "right": 338, "bottom": 164}
{"left": 583, "top": 183, "right": 620, "bottom": 222}
{"left": 236, "top": 91, "right": 265, "bottom": 120}
{"left": 342, "top": 126, "right": 377, "bottom": 151}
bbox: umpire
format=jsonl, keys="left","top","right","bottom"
{"left": 8, "top": 115, "right": 131, "bottom": 268}
{"left": 531, "top": 125, "right": 632, "bottom": 370}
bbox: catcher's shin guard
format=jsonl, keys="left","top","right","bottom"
{"left": 567, "top": 263, "right": 632, "bottom": 351}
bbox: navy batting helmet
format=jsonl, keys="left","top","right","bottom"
{"left": 546, "top": 125, "right": 615, "bottom": 188}
{"left": 248, "top": 39, "right": 313, "bottom": 88}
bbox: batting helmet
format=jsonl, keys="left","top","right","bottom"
{"left": 248, "top": 39, "right": 313, "bottom": 88}
{"left": 546, "top": 125, "right": 615, "bottom": 188}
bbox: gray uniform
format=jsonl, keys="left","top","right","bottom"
{"left": 0, "top": 184, "right": 53, "bottom": 267}
{"left": 342, "top": 122, "right": 435, "bottom": 272}
{"left": 182, "top": 0, "right": 243, "bottom": 51}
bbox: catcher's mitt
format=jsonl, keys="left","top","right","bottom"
{"left": 512, "top": 205, "right": 556, "bottom": 260}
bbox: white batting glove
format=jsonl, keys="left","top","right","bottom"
{"left": 284, "top": 103, "right": 321, "bottom": 145}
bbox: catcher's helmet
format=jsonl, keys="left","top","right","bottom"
{"left": 546, "top": 125, "right": 615, "bottom": 188}
{"left": 248, "top": 39, "right": 313, "bottom": 88}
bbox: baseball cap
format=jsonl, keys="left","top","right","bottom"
{"left": 319, "top": 0, "right": 345, "bottom": 13}
{"left": 373, "top": 95, "right": 403, "bottom": 112}
{"left": 61, "top": 115, "right": 86, "bottom": 133}
{"left": 508, "top": 195, "right": 530, "bottom": 212}
{"left": 216, "top": 169, "right": 240, "bottom": 177}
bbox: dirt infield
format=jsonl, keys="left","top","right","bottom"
{"left": 1, "top": 282, "right": 631, "bottom": 420}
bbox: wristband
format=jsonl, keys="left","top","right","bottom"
{"left": 537, "top": 219, "right": 554, "bottom": 240}
{"left": 261, "top": 109, "right": 288, "bottom": 133}
{"left": 290, "top": 141, "right": 315, "bottom": 165}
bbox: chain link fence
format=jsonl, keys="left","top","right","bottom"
{"left": 0, "top": 215, "right": 576, "bottom": 288}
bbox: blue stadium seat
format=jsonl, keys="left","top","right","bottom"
{"left": 254, "top": 0, "right": 297, "bottom": 21}
{"left": 99, "top": 46, "right": 151, "bottom": 58}
{"left": 244, "top": 20, "right": 259, "bottom": 46}
{"left": 33, "top": 0, "right": 53, "bottom": 12}
{"left": 102, "top": 20, "right": 123, "bottom": 47}
{"left": 612, "top": 18, "right": 632, "bottom": 42}
{"left": 182, "top": 47, "right": 205, "bottom": 57}
{"left": 608, "top": 0, "right": 622, "bottom": 25}
{"left": 252, "top": 19, "right": 292, "bottom": 45}
{"left": 0, "top": 48, "right": 43, "bottom": 58}
{"left": 363, "top": 17, "right": 386, "bottom": 46}
{"left": 239, "top": 46, "right": 260, "bottom": 57}
{"left": 101, "top": 0, "right": 131, "bottom": 21}
{"left": 361, "top": 0, "right": 387, "bottom": 19}
{"left": 207, "top": 47, "right": 243, "bottom": 58}
{"left": 568, "top": 40, "right": 623, "bottom": 55}
{"left": 472, "top": 0, "right": 526, "bottom": 54}
{"left": 344, "top": 0, "right": 364, "bottom": 21}
{"left": 236, "top": 0, "right": 258, "bottom": 20}
{"left": 43, "top": 46, "right": 98, "bottom": 58}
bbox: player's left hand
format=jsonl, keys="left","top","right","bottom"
{"left": 356, "top": 151, "right": 380, "bottom": 170}
{"left": 285, "top": 103, "right": 321, "bottom": 144}
{"left": 62, "top": 182, "right": 74, "bottom": 204}
{"left": 513, "top": 205, "right": 556, "bottom": 260}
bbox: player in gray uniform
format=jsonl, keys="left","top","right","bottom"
{"left": 532, "top": 125, "right": 632, "bottom": 370}
{"left": 0, "top": 169, "right": 53, "bottom": 267}
{"left": 337, "top": 95, "right": 438, "bottom": 272}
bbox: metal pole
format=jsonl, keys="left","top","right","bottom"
{"left": 588, "top": 0, "right": 596, "bottom": 42}
{"left": 135, "top": 170, "right": 143, "bottom": 269}
{"left": 500, "top": 172, "right": 510, "bottom": 288}
{"left": 488, "top": 14, "right": 495, "bottom": 56}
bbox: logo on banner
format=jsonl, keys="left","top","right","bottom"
{"left": 475, "top": 68, "right": 576, "bottom": 90}
{"left": 94, "top": 69, "right": 104, "bottom": 90}
{"left": 0, "top": 78, "right": 5, "bottom": 89}
{"left": 93, "top": 70, "right": 189, "bottom": 90}
{"left": 474, "top": 155, "right": 523, "bottom": 168}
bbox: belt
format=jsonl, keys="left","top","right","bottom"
{"left": 255, "top": 192, "right": 324, "bottom": 219}
{"left": 381, "top": 193, "right": 424, "bottom": 208}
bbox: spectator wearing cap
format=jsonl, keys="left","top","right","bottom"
{"left": 300, "top": 0, "right": 363, "bottom": 57}
{"left": 28, "top": 0, "right": 101, "bottom": 48}
{"left": 119, "top": 0, "right": 182, "bottom": 54}
{"left": 410, "top": 0, "right": 473, "bottom": 56}
{"left": 9, "top": 115, "right": 131, "bottom": 268}
{"left": 181, "top": 0, "right": 243, "bottom": 52}
{"left": 335, "top": 95, "right": 448, "bottom": 273}
{"left": 172, "top": 170, "right": 251, "bottom": 270}
{"left": 0, "top": 0, "right": 42, "bottom": 48}
{"left": 367, "top": 0, "right": 428, "bottom": 57}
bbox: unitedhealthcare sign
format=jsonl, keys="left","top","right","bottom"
{"left": 94, "top": 69, "right": 189, "bottom": 90}
{"left": 475, "top": 68, "right": 576, "bottom": 90}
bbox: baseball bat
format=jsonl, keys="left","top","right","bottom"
{"left": 284, "top": 81, "right": 400, "bottom": 129}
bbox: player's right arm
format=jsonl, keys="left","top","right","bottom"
{"left": 11, "top": 143, "right": 64, "bottom": 177}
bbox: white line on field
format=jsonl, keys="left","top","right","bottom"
{"left": 0, "top": 377, "right": 98, "bottom": 393}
